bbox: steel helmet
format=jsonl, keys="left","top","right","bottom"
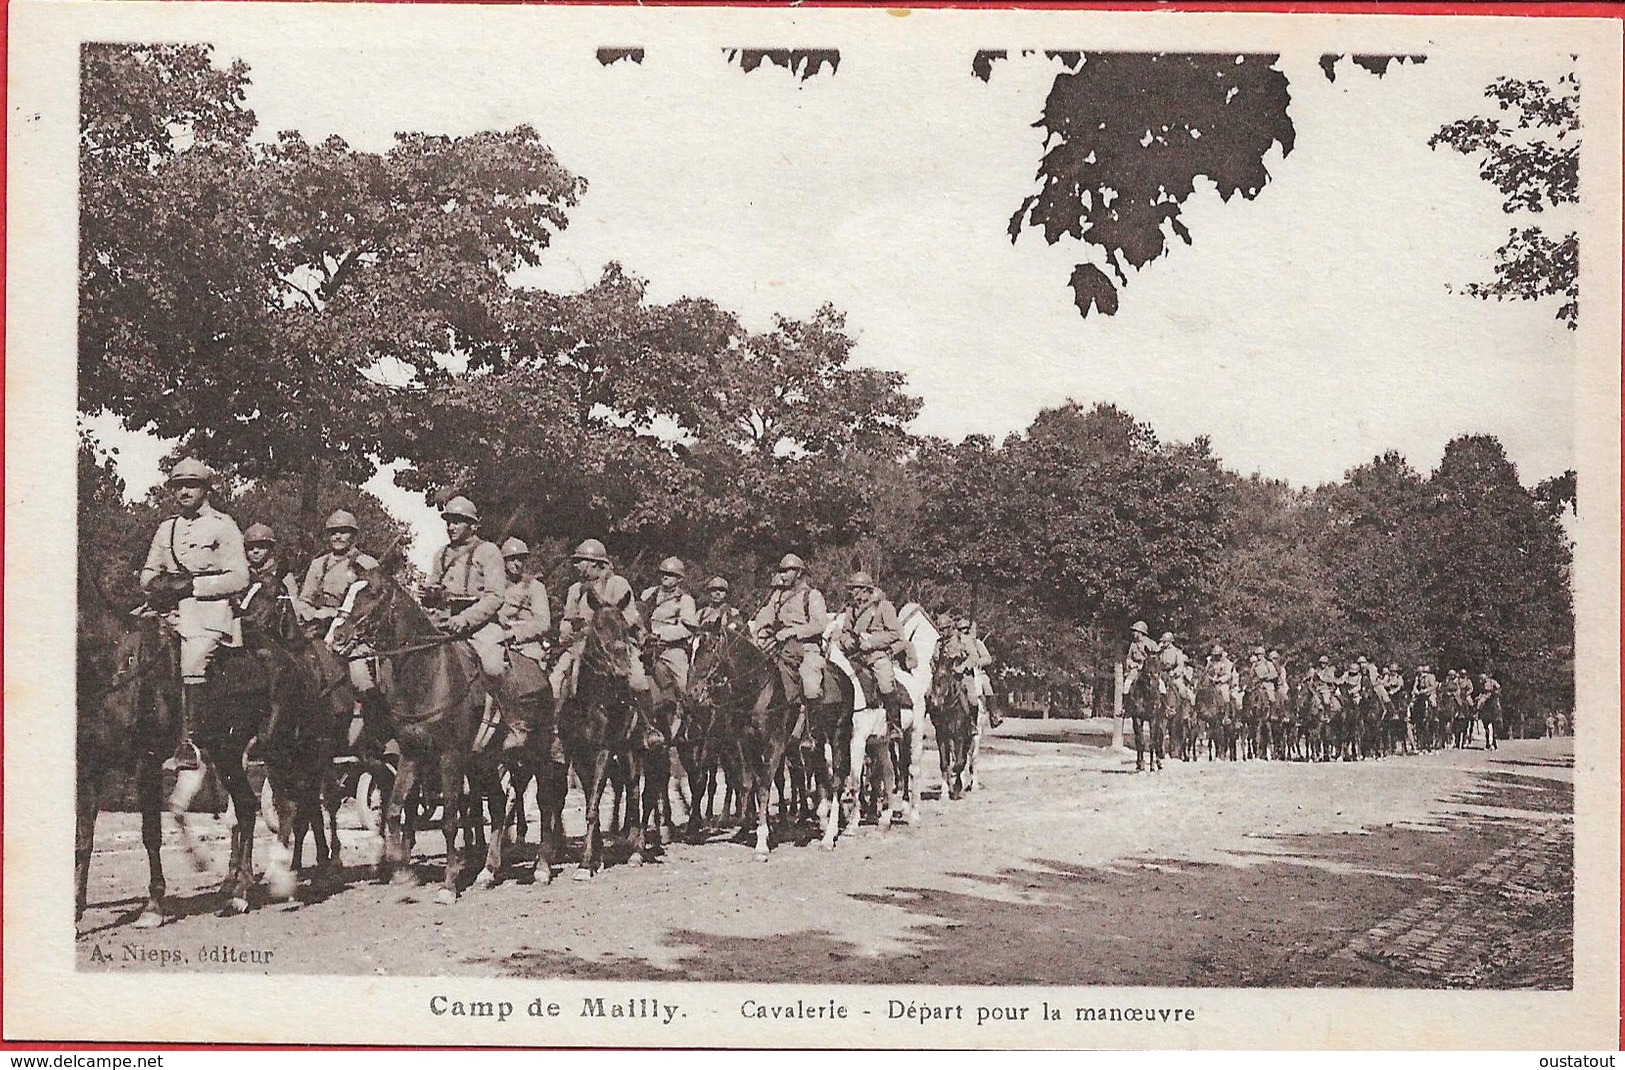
{"left": 848, "top": 571, "right": 876, "bottom": 589}
{"left": 167, "top": 457, "right": 214, "bottom": 485}
{"left": 1252, "top": 645, "right": 1266, "bottom": 656}
{"left": 658, "top": 556, "right": 686, "bottom": 578}
{"left": 243, "top": 523, "right": 277, "bottom": 546}
{"left": 324, "top": 509, "right": 359, "bottom": 532}
{"left": 956, "top": 616, "right": 973, "bottom": 630}
{"left": 500, "top": 537, "right": 530, "bottom": 559}
{"left": 1389, "top": 662, "right": 1400, "bottom": 672}
{"left": 1318, "top": 655, "right": 1331, "bottom": 665}
{"left": 572, "top": 538, "right": 610, "bottom": 563}
{"left": 1131, "top": 621, "right": 1149, "bottom": 636}
{"left": 778, "top": 553, "right": 806, "bottom": 571}
{"left": 441, "top": 496, "right": 479, "bottom": 522}
{"left": 1160, "top": 631, "right": 1175, "bottom": 643}
{"left": 1211, "top": 643, "right": 1225, "bottom": 656}
{"left": 705, "top": 576, "right": 730, "bottom": 593}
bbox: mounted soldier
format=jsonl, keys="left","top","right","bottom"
{"left": 496, "top": 538, "right": 551, "bottom": 663}
{"left": 552, "top": 538, "right": 657, "bottom": 737}
{"left": 696, "top": 575, "right": 742, "bottom": 634}
{"left": 237, "top": 524, "right": 300, "bottom": 638}
{"left": 297, "top": 509, "right": 384, "bottom": 745}
{"left": 1122, "top": 620, "right": 1161, "bottom": 699}
{"left": 421, "top": 497, "right": 508, "bottom": 676}
{"left": 641, "top": 557, "right": 699, "bottom": 695}
{"left": 942, "top": 615, "right": 997, "bottom": 728}
{"left": 138, "top": 457, "right": 250, "bottom": 771}
{"left": 836, "top": 572, "right": 905, "bottom": 742}
{"left": 749, "top": 553, "right": 830, "bottom": 728}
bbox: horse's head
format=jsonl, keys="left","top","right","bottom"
{"left": 97, "top": 617, "right": 176, "bottom": 737}
{"left": 579, "top": 603, "right": 635, "bottom": 679}
{"left": 328, "top": 563, "right": 415, "bottom": 656}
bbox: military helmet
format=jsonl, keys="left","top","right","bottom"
{"left": 1252, "top": 645, "right": 1266, "bottom": 656}
{"left": 848, "top": 571, "right": 876, "bottom": 590}
{"left": 1160, "top": 631, "right": 1175, "bottom": 643}
{"left": 1210, "top": 643, "right": 1224, "bottom": 656}
{"left": 957, "top": 616, "right": 973, "bottom": 630}
{"left": 325, "top": 509, "right": 359, "bottom": 532}
{"left": 167, "top": 457, "right": 214, "bottom": 486}
{"left": 659, "top": 556, "right": 686, "bottom": 578}
{"left": 1131, "top": 621, "right": 1150, "bottom": 636}
{"left": 441, "top": 496, "right": 479, "bottom": 522}
{"left": 778, "top": 553, "right": 806, "bottom": 571}
{"left": 572, "top": 538, "right": 610, "bottom": 563}
{"left": 1419, "top": 664, "right": 1430, "bottom": 672}
{"left": 705, "top": 576, "right": 730, "bottom": 593}
{"left": 1318, "top": 655, "right": 1331, "bottom": 665}
{"left": 1357, "top": 655, "right": 1368, "bottom": 664}
{"left": 1388, "top": 662, "right": 1400, "bottom": 672}
{"left": 244, "top": 523, "right": 277, "bottom": 546}
{"left": 500, "top": 537, "right": 530, "bottom": 559}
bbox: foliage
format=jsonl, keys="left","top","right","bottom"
{"left": 1430, "top": 72, "right": 1580, "bottom": 328}
{"left": 1009, "top": 52, "right": 1295, "bottom": 318}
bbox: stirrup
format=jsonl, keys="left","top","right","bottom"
{"left": 168, "top": 740, "right": 202, "bottom": 773}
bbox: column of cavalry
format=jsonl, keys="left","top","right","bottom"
{"left": 1117, "top": 622, "right": 1510, "bottom": 772}
{"left": 77, "top": 461, "right": 1003, "bottom": 925}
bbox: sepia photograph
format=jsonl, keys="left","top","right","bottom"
{"left": 6, "top": 0, "right": 1621, "bottom": 1048}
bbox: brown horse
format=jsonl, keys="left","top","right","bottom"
{"left": 330, "top": 565, "right": 557, "bottom": 902}
{"left": 78, "top": 610, "right": 316, "bottom": 924}
{"left": 927, "top": 660, "right": 976, "bottom": 800}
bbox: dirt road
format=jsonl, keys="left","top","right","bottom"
{"left": 76, "top": 729, "right": 1573, "bottom": 987}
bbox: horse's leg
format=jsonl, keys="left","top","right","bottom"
{"left": 381, "top": 755, "right": 419, "bottom": 886}
{"left": 624, "top": 749, "right": 648, "bottom": 866}
{"left": 475, "top": 765, "right": 509, "bottom": 891}
{"left": 875, "top": 738, "right": 896, "bottom": 831}
{"left": 435, "top": 750, "right": 465, "bottom": 905}
{"left": 684, "top": 747, "right": 709, "bottom": 842}
{"left": 534, "top": 758, "right": 563, "bottom": 885}
{"left": 262, "top": 771, "right": 301, "bottom": 902}
{"left": 129, "top": 759, "right": 169, "bottom": 929}
{"left": 75, "top": 767, "right": 103, "bottom": 924}
{"left": 212, "top": 750, "right": 258, "bottom": 915}
{"left": 575, "top": 751, "right": 609, "bottom": 880}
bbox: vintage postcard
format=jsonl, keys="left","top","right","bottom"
{"left": 5, "top": 0, "right": 1620, "bottom": 1049}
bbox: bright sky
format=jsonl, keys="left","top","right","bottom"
{"left": 85, "top": 21, "right": 1585, "bottom": 565}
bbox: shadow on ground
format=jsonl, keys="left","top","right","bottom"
{"left": 474, "top": 752, "right": 1573, "bottom": 988}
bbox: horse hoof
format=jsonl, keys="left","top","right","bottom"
{"left": 535, "top": 866, "right": 554, "bottom": 886}
{"left": 225, "top": 897, "right": 250, "bottom": 916}
{"left": 626, "top": 853, "right": 643, "bottom": 868}
{"left": 473, "top": 870, "right": 498, "bottom": 891}
{"left": 821, "top": 839, "right": 836, "bottom": 852}
{"left": 753, "top": 849, "right": 769, "bottom": 862}
{"left": 434, "top": 887, "right": 457, "bottom": 906}
{"left": 572, "top": 867, "right": 593, "bottom": 882}
{"left": 390, "top": 870, "right": 417, "bottom": 888}
{"left": 878, "top": 814, "right": 892, "bottom": 831}
{"left": 133, "top": 909, "right": 165, "bottom": 930}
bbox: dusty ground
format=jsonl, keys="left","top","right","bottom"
{"left": 76, "top": 727, "right": 1574, "bottom": 987}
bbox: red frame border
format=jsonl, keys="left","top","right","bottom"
{"left": 5, "top": 0, "right": 1621, "bottom": 1052}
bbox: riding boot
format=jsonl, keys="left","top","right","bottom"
{"left": 168, "top": 684, "right": 204, "bottom": 772}
{"left": 883, "top": 692, "right": 903, "bottom": 743}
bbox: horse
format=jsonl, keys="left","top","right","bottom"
{"left": 1124, "top": 659, "right": 1166, "bottom": 772}
{"left": 833, "top": 605, "right": 937, "bottom": 831}
{"left": 329, "top": 564, "right": 558, "bottom": 902}
{"left": 927, "top": 657, "right": 976, "bottom": 799}
{"left": 673, "top": 627, "right": 746, "bottom": 841}
{"left": 78, "top": 602, "right": 318, "bottom": 924}
{"left": 1194, "top": 671, "right": 1233, "bottom": 761}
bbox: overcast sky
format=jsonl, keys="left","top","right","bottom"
{"left": 84, "top": 25, "right": 1584, "bottom": 564}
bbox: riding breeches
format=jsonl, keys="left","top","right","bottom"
{"left": 468, "top": 621, "right": 509, "bottom": 677}
{"left": 860, "top": 652, "right": 897, "bottom": 696}
{"left": 654, "top": 643, "right": 689, "bottom": 693}
{"left": 172, "top": 599, "right": 238, "bottom": 684}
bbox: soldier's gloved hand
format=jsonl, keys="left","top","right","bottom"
{"left": 444, "top": 615, "right": 473, "bottom": 637}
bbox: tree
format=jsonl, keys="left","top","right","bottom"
{"left": 1430, "top": 72, "right": 1580, "bottom": 328}
{"left": 1007, "top": 52, "right": 1295, "bottom": 318}
{"left": 1419, "top": 436, "right": 1573, "bottom": 725}
{"left": 79, "top": 44, "right": 589, "bottom": 528}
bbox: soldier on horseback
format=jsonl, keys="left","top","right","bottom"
{"left": 138, "top": 457, "right": 250, "bottom": 772}
{"left": 836, "top": 572, "right": 907, "bottom": 743}
{"left": 297, "top": 509, "right": 383, "bottom": 745}
{"left": 749, "top": 553, "right": 830, "bottom": 732}
{"left": 496, "top": 537, "right": 551, "bottom": 662}
{"left": 641, "top": 557, "right": 699, "bottom": 693}
{"left": 697, "top": 576, "right": 742, "bottom": 634}
{"left": 237, "top": 524, "right": 300, "bottom": 636}
{"left": 1122, "top": 620, "right": 1160, "bottom": 695}
{"left": 552, "top": 538, "right": 659, "bottom": 739}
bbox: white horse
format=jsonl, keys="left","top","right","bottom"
{"left": 826, "top": 604, "right": 937, "bottom": 831}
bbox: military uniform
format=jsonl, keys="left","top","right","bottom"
{"left": 427, "top": 534, "right": 509, "bottom": 676}
{"left": 552, "top": 561, "right": 649, "bottom": 699}
{"left": 641, "top": 575, "right": 698, "bottom": 693}
{"left": 498, "top": 577, "right": 552, "bottom": 663}
{"left": 239, "top": 555, "right": 299, "bottom": 636}
{"left": 1122, "top": 623, "right": 1160, "bottom": 693}
{"left": 140, "top": 502, "right": 250, "bottom": 683}
{"left": 298, "top": 549, "right": 380, "bottom": 636}
{"left": 750, "top": 567, "right": 829, "bottom": 702}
